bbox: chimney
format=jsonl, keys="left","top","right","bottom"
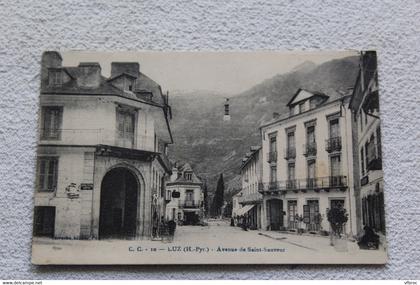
{"left": 171, "top": 166, "right": 178, "bottom": 182}
{"left": 111, "top": 62, "right": 139, "bottom": 78}
{"left": 273, "top": 112, "right": 280, "bottom": 119}
{"left": 77, "top": 62, "right": 101, "bottom": 88}
{"left": 41, "top": 51, "right": 62, "bottom": 88}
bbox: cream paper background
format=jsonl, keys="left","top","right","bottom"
{"left": 0, "top": 0, "right": 419, "bottom": 279}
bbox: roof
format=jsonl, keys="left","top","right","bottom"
{"left": 167, "top": 162, "right": 203, "bottom": 186}
{"left": 260, "top": 88, "right": 349, "bottom": 130}
{"left": 41, "top": 66, "right": 166, "bottom": 107}
{"left": 286, "top": 88, "right": 329, "bottom": 107}
{"left": 240, "top": 146, "right": 261, "bottom": 170}
{"left": 41, "top": 53, "right": 174, "bottom": 144}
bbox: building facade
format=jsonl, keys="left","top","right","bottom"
{"left": 165, "top": 163, "right": 204, "bottom": 225}
{"left": 33, "top": 51, "right": 173, "bottom": 240}
{"left": 234, "top": 146, "right": 263, "bottom": 229}
{"left": 259, "top": 88, "right": 357, "bottom": 236}
{"left": 349, "top": 51, "right": 385, "bottom": 236}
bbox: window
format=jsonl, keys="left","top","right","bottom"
{"left": 307, "top": 160, "right": 316, "bottom": 188}
{"left": 287, "top": 132, "right": 295, "bottom": 150}
{"left": 37, "top": 157, "right": 58, "bottom": 192}
{"left": 287, "top": 163, "right": 295, "bottom": 180}
{"left": 360, "top": 148, "right": 365, "bottom": 176}
{"left": 305, "top": 125, "right": 316, "bottom": 156}
{"left": 330, "top": 155, "right": 341, "bottom": 186}
{"left": 365, "top": 141, "right": 369, "bottom": 171}
{"left": 329, "top": 118, "right": 340, "bottom": 138}
{"left": 270, "top": 165, "right": 277, "bottom": 183}
{"left": 359, "top": 109, "right": 363, "bottom": 132}
{"left": 376, "top": 127, "right": 382, "bottom": 159}
{"left": 41, "top": 106, "right": 62, "bottom": 140}
{"left": 49, "top": 70, "right": 62, "bottom": 86}
{"left": 307, "top": 126, "right": 315, "bottom": 144}
{"left": 269, "top": 136, "right": 277, "bottom": 153}
{"left": 299, "top": 102, "right": 306, "bottom": 113}
{"left": 309, "top": 98, "right": 316, "bottom": 110}
{"left": 116, "top": 108, "right": 135, "bottom": 148}
{"left": 184, "top": 172, "right": 192, "bottom": 181}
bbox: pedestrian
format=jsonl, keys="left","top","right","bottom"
{"left": 241, "top": 215, "right": 248, "bottom": 231}
{"left": 230, "top": 217, "right": 235, "bottom": 227}
{"left": 167, "top": 219, "right": 177, "bottom": 242}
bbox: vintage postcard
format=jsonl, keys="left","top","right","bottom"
{"left": 31, "top": 50, "right": 387, "bottom": 264}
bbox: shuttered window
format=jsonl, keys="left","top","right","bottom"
{"left": 41, "top": 106, "right": 62, "bottom": 140}
{"left": 116, "top": 108, "right": 135, "bottom": 148}
{"left": 37, "top": 157, "right": 58, "bottom": 192}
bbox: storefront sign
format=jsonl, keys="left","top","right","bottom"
{"left": 80, "top": 183, "right": 94, "bottom": 190}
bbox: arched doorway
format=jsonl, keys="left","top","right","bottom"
{"left": 99, "top": 167, "right": 139, "bottom": 239}
{"left": 267, "top": 199, "right": 283, "bottom": 231}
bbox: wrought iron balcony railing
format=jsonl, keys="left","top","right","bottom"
{"left": 303, "top": 142, "right": 317, "bottom": 157}
{"left": 284, "top": 147, "right": 296, "bottom": 160}
{"left": 325, "top": 137, "right": 342, "bottom": 152}
{"left": 267, "top": 151, "right": 278, "bottom": 163}
{"left": 258, "top": 176, "right": 347, "bottom": 193}
{"left": 39, "top": 128, "right": 154, "bottom": 151}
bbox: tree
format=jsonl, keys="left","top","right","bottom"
{"left": 327, "top": 205, "right": 348, "bottom": 238}
{"left": 203, "top": 181, "right": 209, "bottom": 217}
{"left": 211, "top": 173, "right": 225, "bottom": 217}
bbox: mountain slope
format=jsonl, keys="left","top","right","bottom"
{"left": 168, "top": 56, "right": 360, "bottom": 199}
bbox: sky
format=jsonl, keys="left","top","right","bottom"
{"left": 62, "top": 50, "right": 359, "bottom": 95}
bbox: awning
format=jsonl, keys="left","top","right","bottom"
{"left": 236, "top": 204, "right": 255, "bottom": 216}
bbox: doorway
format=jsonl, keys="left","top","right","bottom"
{"left": 33, "top": 206, "right": 55, "bottom": 238}
{"left": 99, "top": 167, "right": 139, "bottom": 239}
{"left": 268, "top": 199, "right": 283, "bottom": 230}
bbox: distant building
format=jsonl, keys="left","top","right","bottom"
{"left": 234, "top": 146, "right": 263, "bottom": 229}
{"left": 33, "top": 52, "right": 173, "bottom": 240}
{"left": 349, "top": 51, "right": 385, "bottom": 236}
{"left": 259, "top": 88, "right": 357, "bottom": 235}
{"left": 165, "top": 163, "right": 204, "bottom": 225}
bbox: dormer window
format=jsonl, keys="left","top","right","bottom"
{"left": 49, "top": 70, "right": 62, "bottom": 86}
{"left": 184, "top": 171, "right": 193, "bottom": 181}
{"left": 299, "top": 101, "right": 306, "bottom": 113}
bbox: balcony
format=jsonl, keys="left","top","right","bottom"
{"left": 284, "top": 147, "right": 296, "bottom": 160}
{"left": 325, "top": 137, "right": 342, "bottom": 153}
{"left": 258, "top": 176, "right": 347, "bottom": 194}
{"left": 182, "top": 200, "right": 200, "bottom": 208}
{"left": 39, "top": 128, "right": 154, "bottom": 151}
{"left": 267, "top": 151, "right": 278, "bottom": 163}
{"left": 303, "top": 142, "right": 317, "bottom": 157}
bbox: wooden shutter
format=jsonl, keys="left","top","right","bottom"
{"left": 303, "top": 204, "right": 310, "bottom": 224}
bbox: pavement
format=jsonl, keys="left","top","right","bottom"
{"left": 31, "top": 219, "right": 387, "bottom": 264}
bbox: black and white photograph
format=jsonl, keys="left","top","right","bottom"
{"left": 31, "top": 50, "right": 387, "bottom": 264}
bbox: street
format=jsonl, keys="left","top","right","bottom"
{"left": 32, "top": 219, "right": 387, "bottom": 264}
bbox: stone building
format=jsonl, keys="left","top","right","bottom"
{"left": 165, "top": 163, "right": 204, "bottom": 225}
{"left": 259, "top": 88, "right": 357, "bottom": 236}
{"left": 33, "top": 51, "right": 173, "bottom": 240}
{"left": 349, "top": 51, "right": 385, "bottom": 236}
{"left": 234, "top": 146, "right": 263, "bottom": 229}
